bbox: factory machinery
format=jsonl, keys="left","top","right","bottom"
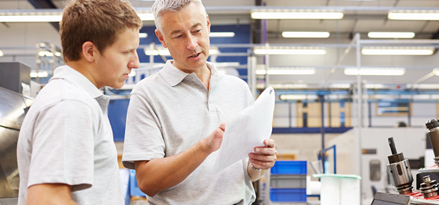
{"left": 0, "top": 62, "right": 34, "bottom": 204}
{"left": 384, "top": 119, "right": 439, "bottom": 204}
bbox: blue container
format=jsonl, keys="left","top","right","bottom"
{"left": 129, "top": 170, "right": 147, "bottom": 197}
{"left": 270, "top": 161, "right": 307, "bottom": 175}
{"left": 270, "top": 188, "right": 307, "bottom": 202}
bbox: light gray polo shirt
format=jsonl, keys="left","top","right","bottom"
{"left": 17, "top": 65, "right": 123, "bottom": 205}
{"left": 123, "top": 60, "right": 256, "bottom": 205}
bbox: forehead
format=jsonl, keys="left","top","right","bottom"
{"left": 159, "top": 2, "right": 206, "bottom": 34}
{"left": 110, "top": 28, "right": 139, "bottom": 48}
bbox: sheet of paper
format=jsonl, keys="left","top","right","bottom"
{"left": 213, "top": 87, "right": 275, "bottom": 172}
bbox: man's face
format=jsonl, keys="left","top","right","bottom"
{"left": 94, "top": 28, "right": 140, "bottom": 89}
{"left": 155, "top": 2, "right": 211, "bottom": 73}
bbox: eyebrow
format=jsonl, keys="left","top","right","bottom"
{"left": 170, "top": 23, "right": 202, "bottom": 36}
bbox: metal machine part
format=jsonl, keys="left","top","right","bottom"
{"left": 387, "top": 137, "right": 414, "bottom": 195}
{"left": 0, "top": 86, "right": 33, "bottom": 198}
{"left": 419, "top": 175, "right": 439, "bottom": 199}
{"left": 426, "top": 119, "right": 439, "bottom": 166}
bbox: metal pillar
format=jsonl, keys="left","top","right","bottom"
{"left": 319, "top": 95, "right": 326, "bottom": 173}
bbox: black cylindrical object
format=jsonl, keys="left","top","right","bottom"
{"left": 387, "top": 137, "right": 413, "bottom": 195}
{"left": 426, "top": 119, "right": 439, "bottom": 165}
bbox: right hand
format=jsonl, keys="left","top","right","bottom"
{"left": 201, "top": 122, "right": 227, "bottom": 153}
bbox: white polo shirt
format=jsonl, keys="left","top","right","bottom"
{"left": 17, "top": 65, "right": 123, "bottom": 205}
{"left": 123, "top": 60, "right": 256, "bottom": 205}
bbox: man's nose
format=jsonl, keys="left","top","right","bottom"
{"left": 186, "top": 35, "right": 198, "bottom": 50}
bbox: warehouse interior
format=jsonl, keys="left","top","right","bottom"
{"left": 1, "top": 0, "right": 439, "bottom": 204}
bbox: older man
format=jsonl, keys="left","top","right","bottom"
{"left": 122, "top": 0, "right": 276, "bottom": 204}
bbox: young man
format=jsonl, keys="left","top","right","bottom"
{"left": 122, "top": 0, "right": 277, "bottom": 204}
{"left": 17, "top": 0, "right": 142, "bottom": 204}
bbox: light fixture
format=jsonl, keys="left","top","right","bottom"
{"left": 282, "top": 31, "right": 330, "bottom": 38}
{"left": 0, "top": 11, "right": 154, "bottom": 22}
{"left": 136, "top": 13, "right": 154, "bottom": 21}
{"left": 367, "top": 32, "right": 415, "bottom": 38}
{"left": 255, "top": 67, "right": 315, "bottom": 75}
{"left": 209, "top": 32, "right": 235, "bottom": 37}
{"left": 251, "top": 10, "right": 343, "bottom": 19}
{"left": 409, "top": 84, "right": 439, "bottom": 89}
{"left": 330, "top": 84, "right": 351, "bottom": 89}
{"left": 0, "top": 50, "right": 3, "bottom": 57}
{"left": 344, "top": 67, "right": 405, "bottom": 76}
{"left": 129, "top": 70, "right": 136, "bottom": 77}
{"left": 436, "top": 70, "right": 439, "bottom": 76}
{"left": 361, "top": 47, "right": 434, "bottom": 55}
{"left": 0, "top": 14, "right": 62, "bottom": 22}
{"left": 30, "top": 71, "right": 48, "bottom": 78}
{"left": 388, "top": 11, "right": 439, "bottom": 20}
{"left": 144, "top": 48, "right": 219, "bottom": 56}
{"left": 212, "top": 62, "right": 240, "bottom": 67}
{"left": 139, "top": 33, "right": 148, "bottom": 38}
{"left": 253, "top": 47, "right": 326, "bottom": 55}
{"left": 279, "top": 94, "right": 317, "bottom": 100}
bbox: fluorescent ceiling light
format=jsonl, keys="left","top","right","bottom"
{"left": 0, "top": 14, "right": 62, "bottom": 22}
{"left": 129, "top": 71, "right": 136, "bottom": 77}
{"left": 388, "top": 11, "right": 439, "bottom": 20}
{"left": 209, "top": 32, "right": 235, "bottom": 37}
{"left": 144, "top": 48, "right": 219, "bottom": 56}
{"left": 362, "top": 47, "right": 434, "bottom": 55}
{"left": 344, "top": 67, "right": 405, "bottom": 76}
{"left": 330, "top": 83, "right": 350, "bottom": 89}
{"left": 280, "top": 95, "right": 307, "bottom": 100}
{"left": 409, "top": 84, "right": 439, "bottom": 89}
{"left": 212, "top": 62, "right": 240, "bottom": 67}
{"left": 137, "top": 13, "right": 154, "bottom": 21}
{"left": 256, "top": 67, "right": 315, "bottom": 75}
{"left": 280, "top": 94, "right": 317, "bottom": 100}
{"left": 0, "top": 12, "right": 154, "bottom": 22}
{"left": 30, "top": 71, "right": 48, "bottom": 78}
{"left": 368, "top": 32, "right": 415, "bottom": 38}
{"left": 251, "top": 10, "right": 343, "bottom": 19}
{"left": 0, "top": 50, "right": 3, "bottom": 57}
{"left": 282, "top": 31, "right": 330, "bottom": 38}
{"left": 254, "top": 47, "right": 326, "bottom": 55}
{"left": 139, "top": 33, "right": 148, "bottom": 38}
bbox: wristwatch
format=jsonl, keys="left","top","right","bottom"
{"left": 250, "top": 162, "right": 261, "bottom": 171}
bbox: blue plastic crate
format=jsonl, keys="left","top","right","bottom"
{"left": 129, "top": 170, "right": 146, "bottom": 197}
{"left": 270, "top": 188, "right": 307, "bottom": 202}
{"left": 270, "top": 161, "right": 307, "bottom": 175}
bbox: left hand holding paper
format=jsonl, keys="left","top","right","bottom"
{"left": 248, "top": 139, "right": 277, "bottom": 170}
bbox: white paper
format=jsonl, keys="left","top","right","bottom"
{"left": 213, "top": 87, "right": 275, "bottom": 172}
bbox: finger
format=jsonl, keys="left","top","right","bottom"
{"left": 218, "top": 121, "right": 227, "bottom": 131}
{"left": 249, "top": 152, "right": 277, "bottom": 162}
{"left": 254, "top": 146, "right": 277, "bottom": 155}
{"left": 263, "top": 139, "right": 276, "bottom": 148}
{"left": 249, "top": 158, "right": 276, "bottom": 169}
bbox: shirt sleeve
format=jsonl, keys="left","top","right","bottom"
{"left": 28, "top": 100, "right": 96, "bottom": 191}
{"left": 122, "top": 92, "right": 165, "bottom": 169}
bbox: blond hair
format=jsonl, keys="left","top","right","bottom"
{"left": 152, "top": 0, "right": 206, "bottom": 32}
{"left": 60, "top": 0, "right": 142, "bottom": 62}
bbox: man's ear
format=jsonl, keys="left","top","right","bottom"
{"left": 81, "top": 41, "right": 96, "bottom": 62}
{"left": 206, "top": 14, "right": 211, "bottom": 33}
{"left": 155, "top": 29, "right": 168, "bottom": 48}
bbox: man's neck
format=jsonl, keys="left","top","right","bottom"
{"left": 65, "top": 60, "right": 99, "bottom": 89}
{"left": 194, "top": 64, "right": 211, "bottom": 90}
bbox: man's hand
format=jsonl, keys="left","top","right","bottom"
{"left": 200, "top": 122, "right": 227, "bottom": 153}
{"left": 248, "top": 139, "right": 277, "bottom": 170}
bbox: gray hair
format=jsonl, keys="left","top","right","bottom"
{"left": 152, "top": 0, "right": 206, "bottom": 32}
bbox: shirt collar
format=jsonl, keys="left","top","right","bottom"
{"left": 159, "top": 60, "right": 224, "bottom": 87}
{"left": 50, "top": 65, "right": 104, "bottom": 99}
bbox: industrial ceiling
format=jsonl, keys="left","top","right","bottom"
{"left": 1, "top": 0, "right": 439, "bottom": 86}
